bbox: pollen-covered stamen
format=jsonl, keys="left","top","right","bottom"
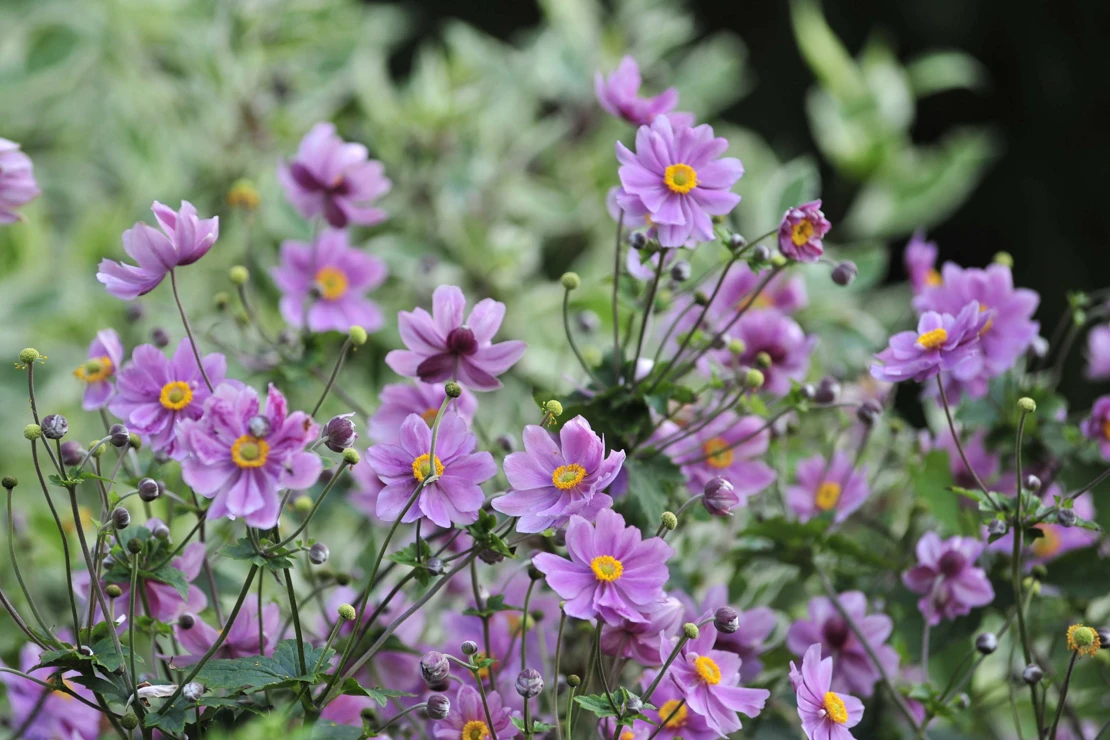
{"left": 590, "top": 555, "right": 623, "bottom": 582}
{"left": 461, "top": 720, "right": 491, "bottom": 740}
{"left": 1102, "top": 420, "right": 1110, "bottom": 441}
{"left": 411, "top": 453, "right": 445, "bottom": 482}
{"left": 978, "top": 303, "right": 994, "bottom": 334}
{"left": 231, "top": 435, "right": 270, "bottom": 468}
{"left": 552, "top": 463, "right": 587, "bottom": 490}
{"left": 693, "top": 655, "right": 721, "bottom": 685}
{"left": 925, "top": 269, "right": 942, "bottom": 287}
{"left": 815, "top": 481, "right": 841, "bottom": 511}
{"left": 702, "top": 437, "right": 734, "bottom": 469}
{"left": 658, "top": 699, "right": 688, "bottom": 728}
{"left": 313, "top": 266, "right": 349, "bottom": 300}
{"left": 73, "top": 356, "right": 113, "bottom": 384}
{"left": 791, "top": 219, "right": 815, "bottom": 246}
{"left": 916, "top": 327, "right": 948, "bottom": 350}
{"left": 159, "top": 381, "right": 194, "bottom": 411}
{"left": 822, "top": 692, "right": 848, "bottom": 724}
{"left": 664, "top": 163, "right": 698, "bottom": 194}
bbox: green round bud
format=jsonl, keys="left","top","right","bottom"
{"left": 334, "top": 572, "right": 352, "bottom": 586}
{"left": 727, "top": 339, "right": 746, "bottom": 356}
{"left": 993, "top": 251, "right": 1014, "bottom": 268}
{"left": 745, "top": 369, "right": 765, "bottom": 390}
{"left": 348, "top": 325, "right": 368, "bottom": 346}
{"left": 682, "top": 622, "right": 700, "bottom": 640}
{"left": 566, "top": 674, "right": 581, "bottom": 688}
{"left": 1, "top": 476, "right": 16, "bottom": 490}
{"left": 88, "top": 440, "right": 105, "bottom": 458}
{"left": 445, "top": 381, "right": 462, "bottom": 399}
{"left": 754, "top": 351, "right": 772, "bottom": 368}
{"left": 1017, "top": 397, "right": 1036, "bottom": 413}
{"left": 561, "top": 272, "right": 581, "bottom": 291}
{"left": 120, "top": 713, "right": 139, "bottom": 730}
{"left": 214, "top": 292, "right": 230, "bottom": 311}
{"left": 129, "top": 432, "right": 142, "bottom": 449}
{"left": 127, "top": 538, "right": 144, "bottom": 555}
{"left": 694, "top": 291, "right": 710, "bottom": 307}
{"left": 18, "top": 348, "right": 40, "bottom": 365}
{"left": 338, "top": 604, "right": 357, "bottom": 622}
{"left": 105, "top": 584, "right": 123, "bottom": 599}
{"left": 544, "top": 400, "right": 563, "bottom": 417}
{"left": 229, "top": 265, "right": 250, "bottom": 285}
{"left": 342, "top": 448, "right": 361, "bottom": 466}
{"left": 660, "top": 511, "right": 678, "bottom": 530}
{"left": 770, "top": 254, "right": 788, "bottom": 268}
{"left": 293, "top": 495, "right": 313, "bottom": 514}
{"left": 23, "top": 424, "right": 42, "bottom": 441}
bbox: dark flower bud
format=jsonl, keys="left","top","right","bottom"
{"left": 427, "top": 693, "right": 451, "bottom": 720}
{"left": 105, "top": 584, "right": 123, "bottom": 599}
{"left": 479, "top": 548, "right": 504, "bottom": 564}
{"left": 625, "top": 694, "right": 643, "bottom": 714}
{"left": 800, "top": 383, "right": 816, "bottom": 401}
{"left": 112, "top": 507, "right": 131, "bottom": 530}
{"left": 694, "top": 291, "right": 710, "bottom": 307}
{"left": 670, "top": 261, "right": 692, "bottom": 282}
{"left": 714, "top": 607, "right": 740, "bottom": 634}
{"left": 552, "top": 528, "right": 567, "bottom": 547}
{"left": 1022, "top": 664, "right": 1042, "bottom": 685}
{"left": 461, "top": 640, "right": 479, "bottom": 656}
{"left": 528, "top": 564, "right": 544, "bottom": 581}
{"left": 178, "top": 614, "right": 195, "bottom": 630}
{"left": 729, "top": 233, "right": 746, "bottom": 249}
{"left": 125, "top": 303, "right": 144, "bottom": 323}
{"left": 109, "top": 424, "right": 130, "bottom": 447}
{"left": 751, "top": 244, "right": 771, "bottom": 262}
{"left": 496, "top": 434, "right": 515, "bottom": 453}
{"left": 831, "top": 261, "right": 858, "bottom": 287}
{"left": 1097, "top": 627, "right": 1110, "bottom": 649}
{"left": 421, "top": 651, "right": 451, "bottom": 685}
{"left": 975, "top": 632, "right": 998, "bottom": 655}
{"left": 42, "top": 414, "right": 69, "bottom": 440}
{"left": 856, "top": 400, "right": 883, "bottom": 426}
{"left": 60, "top": 441, "right": 85, "bottom": 466}
{"left": 515, "top": 668, "right": 543, "bottom": 698}
{"left": 151, "top": 522, "right": 171, "bottom": 540}
{"left": 628, "top": 231, "right": 648, "bottom": 250}
{"left": 309, "top": 543, "right": 330, "bottom": 565}
{"left": 575, "top": 310, "right": 601, "bottom": 334}
{"left": 323, "top": 414, "right": 358, "bottom": 453}
{"left": 151, "top": 327, "right": 170, "bottom": 348}
{"left": 814, "top": 376, "right": 841, "bottom": 405}
{"left": 703, "top": 477, "right": 740, "bottom": 517}
{"left": 2, "top": 476, "right": 17, "bottom": 490}
{"left": 334, "top": 572, "right": 351, "bottom": 586}
{"left": 986, "top": 519, "right": 1007, "bottom": 536}
{"left": 425, "top": 557, "right": 445, "bottom": 576}
{"left": 954, "top": 692, "right": 970, "bottom": 710}
{"left": 566, "top": 674, "right": 581, "bottom": 688}
{"left": 138, "top": 478, "right": 161, "bottom": 502}
{"left": 247, "top": 415, "right": 272, "bottom": 439}
{"left": 183, "top": 682, "right": 206, "bottom": 702}
{"left": 1024, "top": 474, "right": 1041, "bottom": 493}
{"left": 1057, "top": 508, "right": 1077, "bottom": 527}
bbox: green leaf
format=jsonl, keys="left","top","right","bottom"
{"left": 462, "top": 594, "right": 520, "bottom": 619}
{"left": 219, "top": 537, "right": 295, "bottom": 571}
{"left": 912, "top": 451, "right": 963, "bottom": 533}
{"left": 194, "top": 639, "right": 332, "bottom": 691}
{"left": 312, "top": 723, "right": 364, "bottom": 740}
{"left": 340, "top": 677, "right": 416, "bottom": 707}
{"left": 616, "top": 452, "right": 685, "bottom": 531}
{"left": 145, "top": 706, "right": 187, "bottom": 733}
{"left": 67, "top": 674, "right": 128, "bottom": 701}
{"left": 573, "top": 692, "right": 620, "bottom": 719}
{"left": 147, "top": 564, "right": 190, "bottom": 601}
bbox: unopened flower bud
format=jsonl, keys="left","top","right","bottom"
{"left": 293, "top": 495, "right": 313, "bottom": 514}
{"left": 120, "top": 713, "right": 139, "bottom": 730}
{"left": 425, "top": 557, "right": 445, "bottom": 576}
{"left": 745, "top": 368, "right": 764, "bottom": 390}
{"left": 2, "top": 476, "right": 16, "bottom": 490}
{"left": 567, "top": 674, "right": 581, "bottom": 688}
{"left": 178, "top": 614, "right": 195, "bottom": 630}
{"left": 975, "top": 632, "right": 998, "bottom": 655}
{"left": 150, "top": 327, "right": 170, "bottom": 348}
{"left": 659, "top": 511, "right": 678, "bottom": 531}
{"left": 993, "top": 251, "right": 1014, "bottom": 268}
{"left": 770, "top": 254, "right": 788, "bottom": 268}
{"left": 334, "top": 572, "right": 351, "bottom": 586}
{"left": 59, "top": 441, "right": 85, "bottom": 466}
{"left": 444, "top": 382, "right": 462, "bottom": 399}
{"left": 729, "top": 233, "right": 746, "bottom": 249}
{"left": 109, "top": 424, "right": 129, "bottom": 447}
{"left": 427, "top": 693, "right": 451, "bottom": 719}
{"left": 128, "top": 432, "right": 141, "bottom": 449}
{"left": 421, "top": 651, "right": 451, "bottom": 685}
{"left": 814, "top": 377, "right": 840, "bottom": 405}
{"left": 986, "top": 519, "right": 1007, "bottom": 536}
{"left": 683, "top": 623, "right": 700, "bottom": 640}
{"left": 1017, "top": 397, "right": 1036, "bottom": 413}
{"left": 528, "top": 564, "right": 544, "bottom": 581}
{"left": 561, "top": 272, "right": 581, "bottom": 291}
{"left": 1024, "top": 474, "right": 1041, "bottom": 493}
{"left": 138, "top": 478, "right": 161, "bottom": 502}
{"left": 703, "top": 477, "right": 740, "bottom": 516}
{"left": 461, "top": 640, "right": 479, "bottom": 656}
{"left": 105, "top": 584, "right": 123, "bottom": 599}
{"left": 323, "top": 414, "right": 358, "bottom": 453}
{"left": 515, "top": 668, "right": 543, "bottom": 698}
{"left": 800, "top": 383, "right": 816, "bottom": 400}
{"left": 857, "top": 400, "right": 883, "bottom": 426}
{"left": 309, "top": 543, "right": 330, "bottom": 565}
{"left": 479, "top": 548, "right": 505, "bottom": 564}
{"left": 754, "top": 351, "right": 772, "bottom": 368}
{"left": 497, "top": 434, "right": 515, "bottom": 453}
{"left": 182, "top": 681, "right": 206, "bottom": 702}
{"left": 628, "top": 232, "right": 648, "bottom": 250}
{"left": 1097, "top": 627, "right": 1110, "bottom": 648}
{"left": 213, "top": 292, "right": 230, "bottom": 311}
{"left": 1022, "top": 664, "right": 1042, "bottom": 685}
{"left": 151, "top": 522, "right": 171, "bottom": 539}
{"left": 831, "top": 261, "right": 858, "bottom": 287}
{"left": 1057, "top": 508, "right": 1077, "bottom": 527}
{"left": 344, "top": 326, "right": 367, "bottom": 348}
{"left": 229, "top": 266, "right": 249, "bottom": 286}
{"left": 127, "top": 538, "right": 143, "bottom": 554}
{"left": 18, "top": 348, "right": 41, "bottom": 365}
{"left": 338, "top": 604, "right": 357, "bottom": 622}
{"left": 112, "top": 507, "right": 131, "bottom": 530}
{"left": 670, "top": 261, "right": 692, "bottom": 282}
{"left": 751, "top": 244, "right": 771, "bottom": 262}
{"left": 23, "top": 424, "right": 42, "bottom": 441}
{"left": 954, "top": 692, "right": 970, "bottom": 710}
{"left": 694, "top": 291, "right": 710, "bottom": 307}
{"left": 575, "top": 310, "right": 601, "bottom": 334}
{"left": 42, "top": 414, "right": 69, "bottom": 440}
{"left": 712, "top": 606, "right": 740, "bottom": 634}
{"left": 88, "top": 440, "right": 105, "bottom": 458}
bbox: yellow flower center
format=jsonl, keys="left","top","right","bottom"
{"left": 1102, "top": 419, "right": 1110, "bottom": 441}
{"left": 694, "top": 655, "right": 721, "bottom": 685}
{"left": 420, "top": 407, "right": 440, "bottom": 426}
{"left": 461, "top": 720, "right": 490, "bottom": 740}
{"left": 73, "top": 356, "right": 113, "bottom": 383}
{"left": 978, "top": 303, "right": 993, "bottom": 335}
{"left": 658, "top": 699, "right": 688, "bottom": 728}
{"left": 1030, "top": 527, "right": 1060, "bottom": 559}
{"left": 1067, "top": 624, "right": 1102, "bottom": 657}
{"left": 663, "top": 163, "right": 698, "bottom": 194}
{"left": 552, "top": 463, "right": 587, "bottom": 490}
{"left": 791, "top": 219, "right": 815, "bottom": 246}
{"left": 159, "top": 381, "right": 194, "bottom": 411}
{"left": 702, "top": 437, "right": 734, "bottom": 469}
{"left": 916, "top": 327, "right": 948, "bottom": 350}
{"left": 231, "top": 435, "right": 270, "bottom": 468}
{"left": 314, "top": 266, "right": 349, "bottom": 300}
{"left": 590, "top": 555, "right": 624, "bottom": 582}
{"left": 925, "top": 269, "right": 942, "bottom": 287}
{"left": 50, "top": 677, "right": 77, "bottom": 702}
{"left": 815, "top": 481, "right": 842, "bottom": 511}
{"left": 620, "top": 732, "right": 635, "bottom": 740}
{"left": 822, "top": 692, "right": 848, "bottom": 724}
{"left": 411, "top": 453, "right": 444, "bottom": 482}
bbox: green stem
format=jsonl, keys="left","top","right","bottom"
{"left": 1048, "top": 653, "right": 1078, "bottom": 740}
{"left": 6, "top": 485, "right": 59, "bottom": 645}
{"left": 311, "top": 338, "right": 353, "bottom": 417}
{"left": 563, "top": 288, "right": 604, "bottom": 388}
{"left": 170, "top": 269, "right": 214, "bottom": 392}
{"left": 552, "top": 609, "right": 568, "bottom": 740}
{"left": 612, "top": 212, "right": 625, "bottom": 383}
{"left": 936, "top": 377, "right": 1001, "bottom": 509}
{"left": 268, "top": 462, "right": 350, "bottom": 551}
{"left": 630, "top": 255, "right": 666, "bottom": 386}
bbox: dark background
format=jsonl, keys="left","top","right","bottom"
{"left": 385, "top": 0, "right": 1110, "bottom": 399}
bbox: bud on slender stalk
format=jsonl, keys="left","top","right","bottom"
{"left": 309, "top": 543, "right": 330, "bottom": 565}
{"left": 421, "top": 651, "right": 451, "bottom": 685}
{"left": 975, "top": 632, "right": 997, "bottom": 655}
{"left": 41, "top": 414, "right": 69, "bottom": 440}
{"left": 427, "top": 694, "right": 451, "bottom": 719}
{"left": 323, "top": 414, "right": 358, "bottom": 453}
{"left": 109, "top": 424, "right": 130, "bottom": 447}
{"left": 515, "top": 668, "right": 543, "bottom": 698}
{"left": 714, "top": 607, "right": 740, "bottom": 634}
{"left": 703, "top": 477, "right": 740, "bottom": 516}
{"left": 112, "top": 507, "right": 131, "bottom": 530}
{"left": 138, "top": 478, "right": 161, "bottom": 502}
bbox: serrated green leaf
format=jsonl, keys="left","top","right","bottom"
{"left": 340, "top": 677, "right": 416, "bottom": 707}
{"left": 616, "top": 452, "right": 685, "bottom": 531}
{"left": 194, "top": 639, "right": 332, "bottom": 691}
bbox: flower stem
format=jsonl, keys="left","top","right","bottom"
{"left": 640, "top": 634, "right": 690, "bottom": 704}
{"left": 1048, "top": 652, "right": 1078, "bottom": 740}
{"left": 552, "top": 608, "right": 568, "bottom": 740}
{"left": 563, "top": 287, "right": 604, "bottom": 388}
{"left": 612, "top": 212, "right": 625, "bottom": 383}
{"left": 268, "top": 461, "right": 350, "bottom": 551}
{"left": 630, "top": 255, "right": 666, "bottom": 386}
{"left": 935, "top": 377, "right": 1001, "bottom": 509}
{"left": 310, "top": 338, "right": 353, "bottom": 417}
{"left": 6, "top": 484, "right": 59, "bottom": 646}
{"left": 284, "top": 567, "right": 307, "bottom": 675}
{"left": 170, "top": 269, "right": 214, "bottom": 392}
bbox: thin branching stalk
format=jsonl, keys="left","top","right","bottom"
{"left": 170, "top": 269, "right": 215, "bottom": 392}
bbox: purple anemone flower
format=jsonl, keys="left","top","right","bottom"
{"left": 600, "top": 594, "right": 685, "bottom": 666}
{"left": 1084, "top": 325, "right": 1110, "bottom": 381}
{"left": 0, "top": 640, "right": 99, "bottom": 740}
{"left": 74, "top": 328, "right": 124, "bottom": 411}
{"left": 786, "top": 452, "right": 870, "bottom": 524}
{"left": 174, "top": 601, "right": 280, "bottom": 666}
{"left": 786, "top": 592, "right": 900, "bottom": 698}
{"left": 1083, "top": 395, "right": 1110, "bottom": 459}
{"left": 179, "top": 383, "right": 322, "bottom": 529}
{"left": 278, "top": 122, "right": 391, "bottom": 229}
{"left": 616, "top": 117, "right": 743, "bottom": 247}
{"left": 688, "top": 584, "right": 777, "bottom": 682}
{"left": 790, "top": 643, "right": 865, "bottom": 740}
{"left": 639, "top": 677, "right": 718, "bottom": 740}
{"left": 97, "top": 201, "right": 218, "bottom": 300}
{"left": 385, "top": 285, "right": 527, "bottom": 391}
{"left": 347, "top": 453, "right": 386, "bottom": 519}
{"left": 777, "top": 200, "right": 831, "bottom": 263}
{"left": 0, "top": 138, "right": 41, "bottom": 224}
{"left": 903, "top": 532, "right": 994, "bottom": 626}
{"left": 904, "top": 230, "right": 940, "bottom": 294}
{"left": 595, "top": 57, "right": 691, "bottom": 127}
{"left": 712, "top": 262, "right": 808, "bottom": 316}
{"left": 718, "top": 309, "right": 816, "bottom": 396}
{"left": 989, "top": 488, "right": 1099, "bottom": 566}
{"left": 366, "top": 413, "right": 496, "bottom": 528}
{"left": 532, "top": 508, "right": 673, "bottom": 624}
{"left": 369, "top": 380, "right": 478, "bottom": 444}
{"left": 659, "top": 623, "right": 770, "bottom": 736}
{"left": 108, "top": 338, "right": 226, "bottom": 460}
{"left": 433, "top": 685, "right": 518, "bottom": 740}
{"left": 493, "top": 415, "right": 625, "bottom": 533}
{"left": 870, "top": 302, "right": 989, "bottom": 384}
{"left": 667, "top": 411, "right": 777, "bottom": 501}
{"left": 272, "top": 228, "right": 387, "bottom": 334}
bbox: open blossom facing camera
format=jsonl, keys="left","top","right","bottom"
{"left": 787, "top": 452, "right": 871, "bottom": 524}
{"left": 386, "top": 285, "right": 526, "bottom": 391}
{"left": 616, "top": 116, "right": 743, "bottom": 247}
{"left": 790, "top": 643, "right": 865, "bottom": 740}
{"left": 432, "top": 685, "right": 517, "bottom": 740}
{"left": 97, "top": 200, "right": 218, "bottom": 300}
{"left": 179, "top": 383, "right": 321, "bottom": 528}
{"left": 75, "top": 328, "right": 124, "bottom": 410}
{"left": 532, "top": 508, "right": 673, "bottom": 623}
{"left": 778, "top": 200, "right": 831, "bottom": 263}
{"left": 903, "top": 532, "right": 994, "bottom": 626}
{"left": 369, "top": 379, "right": 478, "bottom": 443}
{"left": 870, "top": 302, "right": 990, "bottom": 384}
{"left": 366, "top": 413, "right": 496, "bottom": 527}
{"left": 108, "top": 338, "right": 226, "bottom": 459}
{"left": 668, "top": 411, "right": 777, "bottom": 501}
{"left": 0, "top": 137, "right": 40, "bottom": 223}
{"left": 272, "top": 228, "right": 387, "bottom": 334}
{"left": 278, "top": 122, "right": 391, "bottom": 228}
{"left": 493, "top": 415, "right": 625, "bottom": 533}
{"left": 595, "top": 56, "right": 692, "bottom": 127}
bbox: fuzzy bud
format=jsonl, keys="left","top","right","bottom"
{"left": 658, "top": 511, "right": 677, "bottom": 531}
{"left": 128, "top": 432, "right": 141, "bottom": 449}
{"left": 566, "top": 674, "right": 581, "bottom": 688}
{"left": 445, "top": 382, "right": 462, "bottom": 399}
{"left": 1024, "top": 474, "right": 1042, "bottom": 493}
{"left": 814, "top": 377, "right": 840, "bottom": 405}
{"left": 975, "top": 632, "right": 998, "bottom": 655}
{"left": 703, "top": 477, "right": 740, "bottom": 516}
{"left": 178, "top": 614, "right": 195, "bottom": 630}
{"left": 544, "top": 400, "right": 563, "bottom": 417}
{"left": 127, "top": 537, "right": 143, "bottom": 554}
{"left": 23, "top": 424, "right": 42, "bottom": 441}
{"left": 338, "top": 604, "right": 357, "bottom": 622}
{"left": 751, "top": 244, "right": 771, "bottom": 262}
{"left": 323, "top": 414, "right": 358, "bottom": 454}
{"left": 986, "top": 519, "right": 1007, "bottom": 536}
{"left": 561, "top": 272, "right": 581, "bottom": 291}
{"left": 291, "top": 495, "right": 312, "bottom": 514}
{"left": 18, "top": 348, "right": 41, "bottom": 365}
{"left": 309, "top": 543, "right": 330, "bottom": 565}
{"left": 108, "top": 424, "right": 130, "bottom": 447}
{"left": 831, "top": 261, "right": 858, "bottom": 287}
{"left": 670, "top": 261, "right": 692, "bottom": 282}
{"left": 41, "top": 414, "right": 69, "bottom": 440}
{"left": 341, "top": 448, "right": 360, "bottom": 466}
{"left": 105, "top": 584, "right": 123, "bottom": 599}
{"left": 1, "top": 476, "right": 16, "bottom": 490}
{"left": 1022, "top": 664, "right": 1043, "bottom": 685}
{"left": 348, "top": 325, "right": 368, "bottom": 346}
{"left": 228, "top": 265, "right": 249, "bottom": 286}
{"left": 754, "top": 351, "right": 772, "bottom": 369}
{"left": 112, "top": 507, "right": 131, "bottom": 530}
{"left": 770, "top": 254, "right": 788, "bottom": 268}
{"left": 729, "top": 233, "right": 746, "bottom": 249}
{"left": 461, "top": 640, "right": 479, "bottom": 656}
{"left": 138, "top": 478, "right": 161, "bottom": 502}
{"left": 421, "top": 651, "right": 451, "bottom": 685}
{"left": 425, "top": 557, "right": 445, "bottom": 576}
{"left": 682, "top": 623, "right": 700, "bottom": 640}
{"left": 1017, "top": 397, "right": 1036, "bottom": 413}
{"left": 857, "top": 400, "right": 883, "bottom": 426}
{"left": 87, "top": 439, "right": 105, "bottom": 458}
{"left": 1057, "top": 508, "right": 1077, "bottom": 527}
{"left": 427, "top": 693, "right": 451, "bottom": 719}
{"left": 628, "top": 232, "right": 648, "bottom": 250}
{"left": 515, "top": 668, "right": 543, "bottom": 698}
{"left": 993, "top": 251, "right": 1014, "bottom": 268}
{"left": 745, "top": 368, "right": 765, "bottom": 390}
{"left": 120, "top": 714, "right": 139, "bottom": 731}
